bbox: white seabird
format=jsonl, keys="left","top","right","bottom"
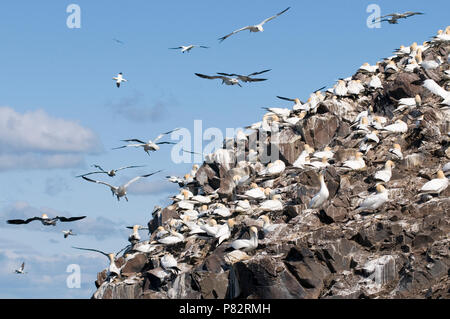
{"left": 359, "top": 62, "right": 378, "bottom": 73}
{"left": 113, "top": 129, "right": 180, "bottom": 156}
{"left": 218, "top": 7, "right": 290, "bottom": 42}
{"left": 230, "top": 226, "right": 259, "bottom": 252}
{"left": 389, "top": 144, "right": 404, "bottom": 160}
{"left": 259, "top": 195, "right": 284, "bottom": 212}
{"left": 7, "top": 214, "right": 86, "bottom": 226}
{"left": 308, "top": 172, "right": 329, "bottom": 209}
{"left": 258, "top": 215, "right": 283, "bottom": 234}
{"left": 157, "top": 230, "right": 185, "bottom": 245}
{"left": 342, "top": 152, "right": 366, "bottom": 170}
{"left": 82, "top": 170, "right": 162, "bottom": 201}
{"left": 169, "top": 45, "right": 209, "bottom": 53}
{"left": 312, "top": 146, "right": 334, "bottom": 160}
{"left": 381, "top": 120, "right": 408, "bottom": 134}
{"left": 14, "top": 262, "right": 26, "bottom": 274}
{"left": 76, "top": 164, "right": 145, "bottom": 178}
{"left": 419, "top": 171, "right": 448, "bottom": 194}
{"left": 112, "top": 73, "right": 127, "bottom": 88}
{"left": 374, "top": 160, "right": 395, "bottom": 183}
{"left": 62, "top": 229, "right": 76, "bottom": 239}
{"left": 369, "top": 75, "right": 383, "bottom": 89}
{"left": 195, "top": 73, "right": 242, "bottom": 87}
{"left": 422, "top": 79, "right": 450, "bottom": 106}
{"left": 72, "top": 247, "right": 121, "bottom": 278}
{"left": 258, "top": 160, "right": 286, "bottom": 176}
{"left": 160, "top": 254, "right": 180, "bottom": 274}
{"left": 356, "top": 185, "right": 389, "bottom": 211}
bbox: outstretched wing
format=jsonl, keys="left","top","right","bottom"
{"left": 154, "top": 128, "right": 181, "bottom": 143}
{"left": 123, "top": 170, "right": 163, "bottom": 188}
{"left": 7, "top": 217, "right": 41, "bottom": 225}
{"left": 115, "top": 165, "right": 146, "bottom": 172}
{"left": 169, "top": 47, "right": 183, "bottom": 50}
{"left": 92, "top": 165, "right": 107, "bottom": 173}
{"left": 72, "top": 247, "right": 109, "bottom": 258}
{"left": 259, "top": 7, "right": 290, "bottom": 25}
{"left": 76, "top": 171, "right": 107, "bottom": 178}
{"left": 217, "top": 72, "right": 237, "bottom": 77}
{"left": 199, "top": 46, "right": 210, "bottom": 49}
{"left": 247, "top": 69, "right": 272, "bottom": 77}
{"left": 195, "top": 73, "right": 227, "bottom": 80}
{"left": 218, "top": 26, "right": 252, "bottom": 42}
{"left": 56, "top": 216, "right": 87, "bottom": 223}
{"left": 20, "top": 262, "right": 25, "bottom": 271}
{"left": 82, "top": 176, "right": 115, "bottom": 189}
{"left": 245, "top": 78, "right": 267, "bottom": 82}
{"left": 121, "top": 138, "right": 147, "bottom": 144}
{"left": 277, "top": 96, "right": 296, "bottom": 102}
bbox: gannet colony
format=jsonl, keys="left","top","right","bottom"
{"left": 86, "top": 26, "right": 450, "bottom": 299}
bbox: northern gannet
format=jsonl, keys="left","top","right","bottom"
{"left": 312, "top": 147, "right": 334, "bottom": 160}
{"left": 389, "top": 144, "right": 404, "bottom": 160}
{"left": 113, "top": 129, "right": 180, "bottom": 156}
{"left": 14, "top": 262, "right": 26, "bottom": 274}
{"left": 374, "top": 160, "right": 395, "bottom": 183}
{"left": 419, "top": 171, "right": 448, "bottom": 194}
{"left": 308, "top": 172, "right": 329, "bottom": 209}
{"left": 62, "top": 229, "right": 76, "bottom": 238}
{"left": 126, "top": 225, "right": 148, "bottom": 244}
{"left": 112, "top": 72, "right": 127, "bottom": 88}
{"left": 356, "top": 185, "right": 389, "bottom": 211}
{"left": 76, "top": 164, "right": 145, "bottom": 178}
{"left": 242, "top": 184, "right": 266, "bottom": 200}
{"left": 218, "top": 7, "right": 290, "bottom": 42}
{"left": 169, "top": 45, "right": 209, "bottom": 53}
{"left": 293, "top": 145, "right": 314, "bottom": 168}
{"left": 258, "top": 215, "right": 283, "bottom": 234}
{"left": 347, "top": 80, "right": 365, "bottom": 95}
{"left": 384, "top": 61, "right": 399, "bottom": 73}
{"left": 394, "top": 95, "right": 421, "bottom": 113}
{"left": 234, "top": 199, "right": 251, "bottom": 213}
{"left": 276, "top": 96, "right": 304, "bottom": 111}
{"left": 333, "top": 80, "right": 348, "bottom": 96}
{"left": 195, "top": 73, "right": 242, "bottom": 87}
{"left": 230, "top": 226, "right": 259, "bottom": 252}
{"left": 369, "top": 75, "right": 383, "bottom": 89}
{"left": 422, "top": 79, "right": 450, "bottom": 106}
{"left": 381, "top": 120, "right": 408, "bottom": 134}
{"left": 213, "top": 203, "right": 232, "bottom": 217}
{"left": 359, "top": 63, "right": 378, "bottom": 73}
{"left": 7, "top": 214, "right": 86, "bottom": 226}
{"left": 72, "top": 247, "right": 121, "bottom": 278}
{"left": 416, "top": 52, "right": 442, "bottom": 70}
{"left": 374, "top": 11, "right": 424, "bottom": 25}
{"left": 259, "top": 195, "right": 283, "bottom": 212}
{"left": 217, "top": 69, "right": 271, "bottom": 82}
{"left": 81, "top": 170, "right": 162, "bottom": 201}
{"left": 258, "top": 160, "right": 286, "bottom": 176}
{"left": 306, "top": 157, "right": 330, "bottom": 169}
{"left": 215, "top": 219, "right": 235, "bottom": 246}
{"left": 160, "top": 254, "right": 180, "bottom": 273}
{"left": 432, "top": 27, "right": 450, "bottom": 43}
{"left": 359, "top": 131, "right": 379, "bottom": 154}
{"left": 342, "top": 152, "right": 366, "bottom": 170}
{"left": 157, "top": 229, "right": 184, "bottom": 245}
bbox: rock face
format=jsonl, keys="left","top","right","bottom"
{"left": 92, "top": 32, "right": 450, "bottom": 299}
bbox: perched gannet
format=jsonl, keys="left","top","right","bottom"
{"left": 374, "top": 161, "right": 395, "bottom": 183}
{"left": 230, "top": 226, "right": 259, "bottom": 252}
{"left": 62, "top": 230, "right": 76, "bottom": 238}
{"left": 169, "top": 45, "right": 209, "bottom": 53}
{"left": 359, "top": 130, "right": 380, "bottom": 154}
{"left": 218, "top": 69, "right": 271, "bottom": 83}
{"left": 112, "top": 73, "right": 127, "bottom": 88}
{"left": 389, "top": 144, "right": 404, "bottom": 160}
{"left": 72, "top": 247, "right": 121, "bottom": 277}
{"left": 234, "top": 199, "right": 251, "bottom": 213}
{"left": 157, "top": 229, "right": 185, "bottom": 245}
{"left": 259, "top": 195, "right": 283, "bottom": 212}
{"left": 262, "top": 107, "right": 291, "bottom": 120}
{"left": 242, "top": 185, "right": 266, "bottom": 200}
{"left": 200, "top": 219, "right": 220, "bottom": 237}
{"left": 359, "top": 63, "right": 378, "bottom": 73}
{"left": 422, "top": 79, "right": 450, "bottom": 106}
{"left": 76, "top": 164, "right": 145, "bottom": 178}
{"left": 7, "top": 214, "right": 86, "bottom": 226}
{"left": 432, "top": 27, "right": 450, "bottom": 43}
{"left": 416, "top": 53, "right": 442, "bottom": 70}
{"left": 213, "top": 203, "right": 231, "bottom": 217}
{"left": 419, "top": 171, "right": 448, "bottom": 194}
{"left": 258, "top": 160, "right": 286, "bottom": 176}
{"left": 81, "top": 170, "right": 162, "bottom": 201}
{"left": 126, "top": 225, "right": 148, "bottom": 244}
{"left": 369, "top": 75, "right": 383, "bottom": 89}
{"left": 308, "top": 172, "right": 329, "bottom": 209}
{"left": 160, "top": 254, "right": 180, "bottom": 273}
{"left": 333, "top": 80, "right": 348, "bottom": 96}
{"left": 312, "top": 146, "right": 334, "bottom": 160}
{"left": 347, "top": 80, "right": 365, "bottom": 95}
{"left": 374, "top": 11, "right": 424, "bottom": 25}
{"left": 370, "top": 116, "right": 386, "bottom": 130}
{"left": 342, "top": 152, "right": 366, "bottom": 170}
{"left": 195, "top": 73, "right": 242, "bottom": 86}
{"left": 166, "top": 174, "right": 191, "bottom": 187}
{"left": 14, "top": 262, "right": 26, "bottom": 274}
{"left": 218, "top": 7, "right": 290, "bottom": 42}
{"left": 258, "top": 215, "right": 283, "bottom": 234}
{"left": 381, "top": 120, "right": 408, "bottom": 134}
{"left": 113, "top": 129, "right": 180, "bottom": 156}
{"left": 356, "top": 185, "right": 389, "bottom": 211}
{"left": 215, "top": 219, "right": 235, "bottom": 246}
{"left": 384, "top": 60, "right": 399, "bottom": 73}
{"left": 394, "top": 95, "right": 422, "bottom": 113}
{"left": 293, "top": 145, "right": 314, "bottom": 168}
{"left": 306, "top": 157, "right": 330, "bottom": 169}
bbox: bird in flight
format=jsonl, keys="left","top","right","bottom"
{"left": 216, "top": 69, "right": 271, "bottom": 83}
{"left": 76, "top": 164, "right": 146, "bottom": 178}
{"left": 62, "top": 230, "right": 76, "bottom": 238}
{"left": 113, "top": 38, "right": 125, "bottom": 45}
{"left": 195, "top": 73, "right": 242, "bottom": 87}
{"left": 112, "top": 72, "right": 128, "bottom": 88}
{"left": 7, "top": 214, "right": 86, "bottom": 226}
{"left": 219, "top": 7, "right": 290, "bottom": 42}
{"left": 169, "top": 45, "right": 209, "bottom": 53}
{"left": 113, "top": 129, "right": 180, "bottom": 156}
{"left": 373, "top": 11, "right": 424, "bottom": 24}
{"left": 14, "top": 262, "right": 27, "bottom": 275}
{"left": 81, "top": 170, "right": 162, "bottom": 201}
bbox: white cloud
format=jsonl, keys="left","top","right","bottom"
{"left": 0, "top": 106, "right": 102, "bottom": 171}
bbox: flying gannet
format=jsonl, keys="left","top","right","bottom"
{"left": 76, "top": 164, "right": 145, "bottom": 178}
{"left": 14, "top": 262, "right": 26, "bottom": 274}
{"left": 7, "top": 214, "right": 86, "bottom": 226}
{"left": 81, "top": 170, "right": 162, "bottom": 201}
{"left": 112, "top": 72, "right": 128, "bottom": 88}
{"left": 218, "top": 7, "right": 290, "bottom": 42}
{"left": 374, "top": 11, "right": 424, "bottom": 25}
{"left": 217, "top": 69, "right": 271, "bottom": 82}
{"left": 195, "top": 73, "right": 242, "bottom": 87}
{"left": 62, "top": 230, "right": 76, "bottom": 238}
{"left": 113, "top": 129, "right": 180, "bottom": 156}
{"left": 169, "top": 45, "right": 209, "bottom": 53}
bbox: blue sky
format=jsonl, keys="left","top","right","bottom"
{"left": 0, "top": 0, "right": 448, "bottom": 298}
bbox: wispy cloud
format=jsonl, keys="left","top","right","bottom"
{"left": 0, "top": 106, "right": 103, "bottom": 171}
{"left": 107, "top": 91, "right": 176, "bottom": 123}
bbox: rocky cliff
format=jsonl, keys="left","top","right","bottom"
{"left": 92, "top": 30, "right": 450, "bottom": 299}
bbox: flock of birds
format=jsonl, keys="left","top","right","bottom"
{"left": 6, "top": 8, "right": 450, "bottom": 293}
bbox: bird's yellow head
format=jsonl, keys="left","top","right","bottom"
{"left": 227, "top": 218, "right": 236, "bottom": 228}
{"left": 393, "top": 144, "right": 401, "bottom": 150}
{"left": 376, "top": 184, "right": 386, "bottom": 193}
{"left": 437, "top": 170, "right": 445, "bottom": 179}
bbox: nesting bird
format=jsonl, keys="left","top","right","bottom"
{"left": 308, "top": 172, "right": 329, "bottom": 209}
{"left": 419, "top": 171, "right": 448, "bottom": 195}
